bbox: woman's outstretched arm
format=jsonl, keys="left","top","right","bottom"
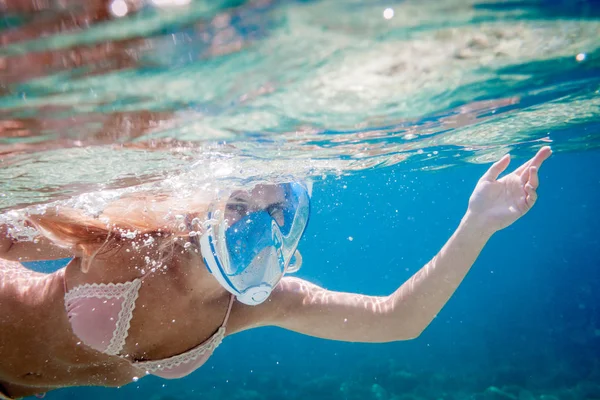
{"left": 266, "top": 213, "right": 493, "bottom": 342}
{"left": 240, "top": 147, "right": 552, "bottom": 342}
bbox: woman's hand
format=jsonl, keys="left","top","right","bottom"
{"left": 466, "top": 146, "right": 552, "bottom": 233}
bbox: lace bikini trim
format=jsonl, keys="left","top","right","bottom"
{"left": 136, "top": 327, "right": 226, "bottom": 372}
{"left": 64, "top": 279, "right": 142, "bottom": 356}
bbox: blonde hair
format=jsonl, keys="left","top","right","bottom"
{"left": 27, "top": 192, "right": 211, "bottom": 272}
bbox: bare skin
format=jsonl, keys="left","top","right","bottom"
{"left": 0, "top": 147, "right": 552, "bottom": 399}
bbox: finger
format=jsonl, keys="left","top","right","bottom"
{"left": 482, "top": 154, "right": 511, "bottom": 182}
{"left": 525, "top": 183, "right": 537, "bottom": 208}
{"left": 515, "top": 146, "right": 552, "bottom": 176}
{"left": 514, "top": 159, "right": 532, "bottom": 176}
{"left": 528, "top": 166, "right": 539, "bottom": 189}
{"left": 520, "top": 164, "right": 540, "bottom": 186}
{"left": 529, "top": 146, "right": 552, "bottom": 169}
{"left": 520, "top": 165, "right": 530, "bottom": 185}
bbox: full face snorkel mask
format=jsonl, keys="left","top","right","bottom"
{"left": 199, "top": 182, "right": 311, "bottom": 306}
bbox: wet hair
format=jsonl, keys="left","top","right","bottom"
{"left": 26, "top": 192, "right": 210, "bottom": 272}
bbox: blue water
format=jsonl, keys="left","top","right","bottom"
{"left": 22, "top": 149, "right": 600, "bottom": 400}
{"left": 2, "top": 0, "right": 600, "bottom": 399}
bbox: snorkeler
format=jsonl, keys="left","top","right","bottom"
{"left": 0, "top": 147, "right": 551, "bottom": 399}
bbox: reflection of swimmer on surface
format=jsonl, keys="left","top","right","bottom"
{"left": 0, "top": 0, "right": 277, "bottom": 159}
{"left": 0, "top": 147, "right": 552, "bottom": 399}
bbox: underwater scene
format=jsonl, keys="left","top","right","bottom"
{"left": 1, "top": 0, "right": 599, "bottom": 399}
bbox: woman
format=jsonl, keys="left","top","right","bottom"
{"left": 0, "top": 147, "right": 552, "bottom": 399}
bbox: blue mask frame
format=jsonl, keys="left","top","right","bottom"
{"left": 200, "top": 182, "right": 310, "bottom": 305}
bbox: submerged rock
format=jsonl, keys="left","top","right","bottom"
{"left": 389, "top": 370, "right": 419, "bottom": 393}
{"left": 517, "top": 389, "right": 536, "bottom": 400}
{"left": 497, "top": 385, "right": 523, "bottom": 398}
{"left": 390, "top": 394, "right": 420, "bottom": 400}
{"left": 483, "top": 386, "right": 517, "bottom": 400}
{"left": 340, "top": 380, "right": 371, "bottom": 400}
{"left": 371, "top": 383, "right": 389, "bottom": 400}
{"left": 575, "top": 381, "right": 600, "bottom": 399}
{"left": 303, "top": 375, "right": 340, "bottom": 397}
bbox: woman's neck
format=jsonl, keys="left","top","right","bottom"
{"left": 175, "top": 247, "right": 228, "bottom": 301}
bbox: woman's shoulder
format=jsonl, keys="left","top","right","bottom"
{"left": 0, "top": 259, "right": 48, "bottom": 285}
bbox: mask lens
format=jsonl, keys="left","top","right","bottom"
{"left": 222, "top": 183, "right": 310, "bottom": 273}
{"left": 225, "top": 211, "right": 282, "bottom": 275}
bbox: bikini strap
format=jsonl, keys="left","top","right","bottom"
{"left": 63, "top": 260, "right": 154, "bottom": 296}
{"left": 62, "top": 268, "right": 68, "bottom": 294}
{"left": 222, "top": 294, "right": 235, "bottom": 327}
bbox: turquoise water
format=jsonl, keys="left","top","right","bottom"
{"left": 2, "top": 0, "right": 600, "bottom": 399}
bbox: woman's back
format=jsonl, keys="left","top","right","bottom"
{"left": 0, "top": 239, "right": 233, "bottom": 397}
{"left": 0, "top": 259, "right": 134, "bottom": 395}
